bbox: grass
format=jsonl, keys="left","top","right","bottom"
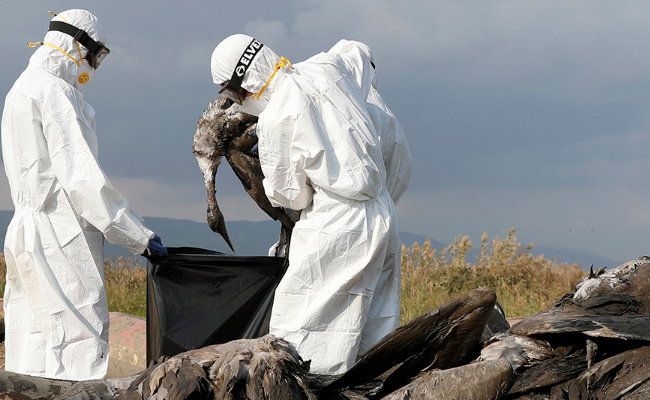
{"left": 0, "top": 228, "right": 586, "bottom": 323}
{"left": 104, "top": 256, "right": 148, "bottom": 318}
{"left": 400, "top": 228, "right": 585, "bottom": 323}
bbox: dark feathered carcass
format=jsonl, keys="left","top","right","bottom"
{"left": 192, "top": 97, "right": 295, "bottom": 253}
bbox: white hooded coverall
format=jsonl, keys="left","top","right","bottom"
{"left": 211, "top": 35, "right": 410, "bottom": 374}
{"left": 326, "top": 40, "right": 413, "bottom": 355}
{"left": 1, "top": 9, "right": 154, "bottom": 380}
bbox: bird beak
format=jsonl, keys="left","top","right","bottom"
{"left": 204, "top": 160, "right": 235, "bottom": 252}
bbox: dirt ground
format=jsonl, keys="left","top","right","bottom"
{"left": 0, "top": 342, "right": 4, "bottom": 370}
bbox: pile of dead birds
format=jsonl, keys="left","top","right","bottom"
{"left": 2, "top": 256, "right": 650, "bottom": 399}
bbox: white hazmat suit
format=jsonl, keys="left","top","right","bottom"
{"left": 326, "top": 40, "right": 412, "bottom": 205}
{"left": 326, "top": 40, "right": 413, "bottom": 355}
{"left": 1, "top": 9, "right": 154, "bottom": 380}
{"left": 211, "top": 35, "right": 409, "bottom": 374}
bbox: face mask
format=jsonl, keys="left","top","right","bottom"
{"left": 74, "top": 61, "right": 96, "bottom": 91}
{"left": 237, "top": 56, "right": 292, "bottom": 116}
{"left": 235, "top": 96, "right": 269, "bottom": 116}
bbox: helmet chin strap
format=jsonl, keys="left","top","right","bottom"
{"left": 251, "top": 57, "right": 293, "bottom": 100}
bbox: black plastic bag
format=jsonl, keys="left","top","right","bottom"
{"left": 146, "top": 247, "right": 286, "bottom": 363}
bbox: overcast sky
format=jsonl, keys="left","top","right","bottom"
{"left": 1, "top": 1, "right": 650, "bottom": 264}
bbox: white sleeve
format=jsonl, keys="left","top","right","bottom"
{"left": 43, "top": 88, "right": 153, "bottom": 254}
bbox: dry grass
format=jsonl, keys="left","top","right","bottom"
{"left": 104, "top": 256, "right": 148, "bottom": 318}
{"left": 400, "top": 228, "right": 586, "bottom": 323}
{"left": 0, "top": 228, "right": 586, "bottom": 326}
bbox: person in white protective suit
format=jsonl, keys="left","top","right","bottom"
{"left": 326, "top": 39, "right": 413, "bottom": 355}
{"left": 1, "top": 9, "right": 167, "bottom": 380}
{"left": 211, "top": 34, "right": 410, "bottom": 374}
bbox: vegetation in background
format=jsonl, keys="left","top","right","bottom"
{"left": 400, "top": 228, "right": 585, "bottom": 323}
{"left": 0, "top": 228, "right": 587, "bottom": 323}
{"left": 104, "top": 256, "right": 148, "bottom": 318}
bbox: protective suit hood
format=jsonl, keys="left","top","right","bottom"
{"left": 211, "top": 34, "right": 281, "bottom": 115}
{"left": 29, "top": 9, "right": 106, "bottom": 90}
{"left": 327, "top": 39, "right": 376, "bottom": 100}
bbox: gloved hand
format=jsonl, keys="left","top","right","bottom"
{"left": 143, "top": 235, "right": 167, "bottom": 258}
{"left": 247, "top": 129, "right": 258, "bottom": 154}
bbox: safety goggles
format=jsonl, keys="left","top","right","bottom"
{"left": 219, "top": 81, "right": 249, "bottom": 105}
{"left": 84, "top": 46, "right": 110, "bottom": 69}
{"left": 48, "top": 20, "right": 110, "bottom": 69}
{"left": 219, "top": 38, "right": 264, "bottom": 104}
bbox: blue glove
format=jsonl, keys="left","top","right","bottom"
{"left": 247, "top": 129, "right": 258, "bottom": 154}
{"left": 143, "top": 235, "right": 167, "bottom": 258}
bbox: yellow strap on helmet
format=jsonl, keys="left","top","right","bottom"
{"left": 252, "top": 57, "right": 293, "bottom": 100}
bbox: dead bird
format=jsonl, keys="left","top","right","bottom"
{"left": 324, "top": 287, "right": 498, "bottom": 398}
{"left": 3, "top": 288, "right": 497, "bottom": 400}
{"left": 556, "top": 345, "right": 650, "bottom": 399}
{"left": 499, "top": 257, "right": 650, "bottom": 399}
{"left": 192, "top": 97, "right": 295, "bottom": 253}
{"left": 378, "top": 331, "right": 555, "bottom": 400}
{"left": 11, "top": 260, "right": 650, "bottom": 399}
{"left": 0, "top": 369, "right": 74, "bottom": 400}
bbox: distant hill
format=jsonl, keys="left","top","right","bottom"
{"left": 0, "top": 210, "right": 623, "bottom": 268}
{"left": 532, "top": 245, "right": 622, "bottom": 269}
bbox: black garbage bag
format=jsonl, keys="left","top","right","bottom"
{"left": 146, "top": 247, "right": 286, "bottom": 363}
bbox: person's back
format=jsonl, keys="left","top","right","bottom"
{"left": 262, "top": 56, "right": 397, "bottom": 374}
{"left": 257, "top": 49, "right": 387, "bottom": 208}
{"left": 325, "top": 39, "right": 412, "bottom": 204}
